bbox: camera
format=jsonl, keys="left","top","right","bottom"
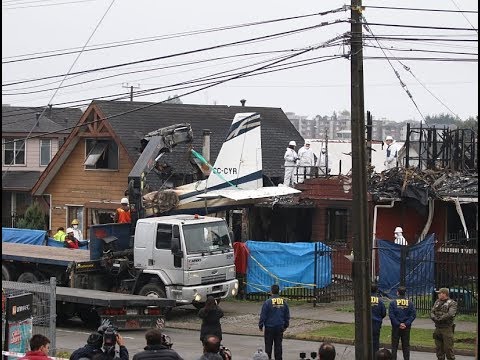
{"left": 161, "top": 334, "right": 173, "bottom": 349}
{"left": 219, "top": 345, "right": 232, "bottom": 360}
{"left": 299, "top": 351, "right": 317, "bottom": 360}
{"left": 97, "top": 320, "right": 118, "bottom": 352}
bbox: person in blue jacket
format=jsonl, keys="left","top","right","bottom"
{"left": 389, "top": 286, "right": 416, "bottom": 360}
{"left": 258, "top": 284, "right": 290, "bottom": 360}
{"left": 371, "top": 283, "right": 387, "bottom": 353}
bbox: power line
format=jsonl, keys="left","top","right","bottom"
{"left": 3, "top": 0, "right": 117, "bottom": 179}
{"left": 2, "top": 19, "right": 347, "bottom": 87}
{"left": 356, "top": 21, "right": 478, "bottom": 32}
{"left": 3, "top": 0, "right": 94, "bottom": 10}
{"left": 3, "top": 35, "right": 346, "bottom": 144}
{"left": 359, "top": 5, "right": 478, "bottom": 14}
{"left": 449, "top": 0, "right": 478, "bottom": 33}
{"left": 3, "top": 6, "right": 347, "bottom": 63}
{"left": 363, "top": 44, "right": 478, "bottom": 57}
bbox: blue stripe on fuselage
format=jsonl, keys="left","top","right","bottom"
{"left": 178, "top": 170, "right": 263, "bottom": 201}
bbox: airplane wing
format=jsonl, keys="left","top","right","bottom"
{"left": 196, "top": 186, "right": 300, "bottom": 201}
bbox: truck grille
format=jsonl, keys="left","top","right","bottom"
{"left": 201, "top": 274, "right": 226, "bottom": 284}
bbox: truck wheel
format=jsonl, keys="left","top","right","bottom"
{"left": 2, "top": 264, "right": 13, "bottom": 281}
{"left": 17, "top": 271, "right": 40, "bottom": 283}
{"left": 139, "top": 283, "right": 172, "bottom": 316}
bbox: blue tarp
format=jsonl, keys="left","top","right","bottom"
{"left": 2, "top": 227, "right": 46, "bottom": 245}
{"left": 378, "top": 233, "right": 435, "bottom": 298}
{"left": 245, "top": 241, "right": 332, "bottom": 293}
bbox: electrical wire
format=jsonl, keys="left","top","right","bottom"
{"left": 2, "top": 18, "right": 347, "bottom": 87}
{"left": 449, "top": 0, "right": 478, "bottom": 33}
{"left": 2, "top": 35, "right": 345, "bottom": 144}
{"left": 359, "top": 5, "right": 477, "bottom": 14}
{"left": 3, "top": 6, "right": 347, "bottom": 63}
{"left": 3, "top": 0, "right": 94, "bottom": 10}
{"left": 2, "top": 0, "right": 117, "bottom": 179}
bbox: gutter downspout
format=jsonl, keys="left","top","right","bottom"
{"left": 453, "top": 197, "right": 469, "bottom": 239}
{"left": 372, "top": 200, "right": 396, "bottom": 280}
{"left": 418, "top": 198, "right": 435, "bottom": 243}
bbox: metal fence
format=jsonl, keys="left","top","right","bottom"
{"left": 2, "top": 278, "right": 57, "bottom": 355}
{"left": 238, "top": 239, "right": 477, "bottom": 316}
{"left": 239, "top": 247, "right": 354, "bottom": 305}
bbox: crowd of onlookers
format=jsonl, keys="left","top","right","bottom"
{"left": 18, "top": 283, "right": 458, "bottom": 360}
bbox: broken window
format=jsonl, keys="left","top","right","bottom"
{"left": 84, "top": 139, "right": 118, "bottom": 170}
{"left": 326, "top": 208, "right": 349, "bottom": 244}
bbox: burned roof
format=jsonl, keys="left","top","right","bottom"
{"left": 93, "top": 100, "right": 304, "bottom": 179}
{"left": 368, "top": 167, "right": 478, "bottom": 203}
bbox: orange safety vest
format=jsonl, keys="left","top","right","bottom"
{"left": 116, "top": 208, "right": 131, "bottom": 224}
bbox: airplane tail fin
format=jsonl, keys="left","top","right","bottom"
{"left": 206, "top": 112, "right": 262, "bottom": 190}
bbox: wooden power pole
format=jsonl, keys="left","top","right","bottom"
{"left": 350, "top": 1, "right": 373, "bottom": 359}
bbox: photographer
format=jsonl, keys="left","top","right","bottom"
{"left": 197, "top": 335, "right": 231, "bottom": 360}
{"left": 97, "top": 322, "right": 129, "bottom": 360}
{"left": 70, "top": 333, "right": 104, "bottom": 360}
{"left": 132, "top": 329, "right": 183, "bottom": 360}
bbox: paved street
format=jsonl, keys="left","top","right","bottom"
{"left": 56, "top": 326, "right": 475, "bottom": 360}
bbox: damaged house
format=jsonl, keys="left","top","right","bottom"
{"left": 31, "top": 100, "right": 303, "bottom": 236}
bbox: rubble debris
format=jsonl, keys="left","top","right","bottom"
{"left": 368, "top": 167, "right": 478, "bottom": 202}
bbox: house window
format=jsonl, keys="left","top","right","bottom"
{"left": 2, "top": 138, "right": 25, "bottom": 165}
{"left": 40, "top": 139, "right": 52, "bottom": 166}
{"left": 326, "top": 208, "right": 348, "bottom": 244}
{"left": 156, "top": 224, "right": 172, "bottom": 250}
{"left": 67, "top": 206, "right": 83, "bottom": 230}
{"left": 84, "top": 139, "right": 118, "bottom": 170}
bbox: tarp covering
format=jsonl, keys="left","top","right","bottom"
{"left": 245, "top": 240, "right": 332, "bottom": 293}
{"left": 378, "top": 234, "right": 435, "bottom": 298}
{"left": 2, "top": 228, "right": 46, "bottom": 245}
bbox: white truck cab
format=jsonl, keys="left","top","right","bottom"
{"left": 134, "top": 214, "right": 238, "bottom": 305}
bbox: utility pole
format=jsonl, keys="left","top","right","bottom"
{"left": 122, "top": 82, "right": 140, "bottom": 102}
{"left": 350, "top": 1, "right": 373, "bottom": 359}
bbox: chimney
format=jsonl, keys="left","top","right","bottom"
{"left": 202, "top": 129, "right": 212, "bottom": 163}
{"left": 36, "top": 112, "right": 41, "bottom": 126}
{"left": 240, "top": 99, "right": 246, "bottom": 107}
{"left": 48, "top": 104, "right": 52, "bottom": 117}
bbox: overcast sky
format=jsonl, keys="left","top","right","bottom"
{"left": 2, "top": 0, "right": 478, "bottom": 122}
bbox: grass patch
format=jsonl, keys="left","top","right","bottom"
{"left": 301, "top": 323, "right": 476, "bottom": 351}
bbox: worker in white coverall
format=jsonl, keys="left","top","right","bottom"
{"left": 394, "top": 226, "right": 408, "bottom": 246}
{"left": 297, "top": 141, "right": 315, "bottom": 183}
{"left": 316, "top": 146, "right": 332, "bottom": 176}
{"left": 384, "top": 135, "right": 398, "bottom": 169}
{"left": 283, "top": 140, "right": 299, "bottom": 187}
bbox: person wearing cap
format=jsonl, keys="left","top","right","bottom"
{"left": 283, "top": 141, "right": 299, "bottom": 187}
{"left": 384, "top": 136, "right": 398, "bottom": 170}
{"left": 431, "top": 288, "right": 458, "bottom": 360}
{"left": 71, "top": 219, "right": 83, "bottom": 241}
{"left": 394, "top": 227, "right": 408, "bottom": 246}
{"left": 316, "top": 146, "right": 332, "bottom": 176}
{"left": 70, "top": 333, "right": 104, "bottom": 360}
{"left": 64, "top": 227, "right": 79, "bottom": 249}
{"left": 114, "top": 197, "right": 131, "bottom": 224}
{"left": 297, "top": 141, "right": 315, "bottom": 183}
{"left": 389, "top": 286, "right": 416, "bottom": 360}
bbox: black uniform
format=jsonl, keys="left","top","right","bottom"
{"left": 389, "top": 296, "right": 416, "bottom": 360}
{"left": 132, "top": 344, "right": 183, "bottom": 360}
{"left": 371, "top": 293, "right": 386, "bottom": 353}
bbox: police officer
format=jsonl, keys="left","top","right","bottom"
{"left": 371, "top": 283, "right": 386, "bottom": 353}
{"left": 389, "top": 286, "right": 416, "bottom": 360}
{"left": 431, "top": 288, "right": 457, "bottom": 360}
{"left": 259, "top": 284, "right": 290, "bottom": 360}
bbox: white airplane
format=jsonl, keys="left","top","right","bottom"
{"left": 144, "top": 112, "right": 300, "bottom": 215}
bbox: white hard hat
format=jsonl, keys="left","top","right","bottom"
{"left": 304, "top": 140, "right": 311, "bottom": 145}
{"left": 289, "top": 140, "right": 296, "bottom": 146}
{"left": 394, "top": 227, "right": 403, "bottom": 233}
{"left": 386, "top": 136, "right": 394, "bottom": 141}
{"left": 121, "top": 197, "right": 129, "bottom": 204}
{"left": 66, "top": 227, "right": 74, "bottom": 234}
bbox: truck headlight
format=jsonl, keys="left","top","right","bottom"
{"left": 234, "top": 282, "right": 239, "bottom": 290}
{"left": 194, "top": 293, "right": 202, "bottom": 302}
{"left": 231, "top": 288, "right": 237, "bottom": 296}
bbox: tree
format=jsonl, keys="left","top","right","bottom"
{"left": 456, "top": 115, "right": 478, "bottom": 131}
{"left": 17, "top": 202, "right": 46, "bottom": 230}
{"left": 164, "top": 95, "right": 183, "bottom": 104}
{"left": 424, "top": 113, "right": 459, "bottom": 126}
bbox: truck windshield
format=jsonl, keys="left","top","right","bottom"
{"left": 182, "top": 221, "right": 231, "bottom": 254}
